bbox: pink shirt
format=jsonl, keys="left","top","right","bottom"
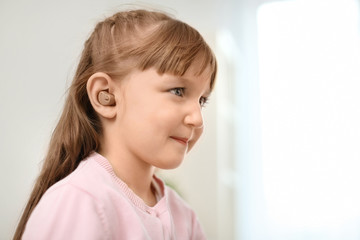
{"left": 23, "top": 152, "right": 206, "bottom": 240}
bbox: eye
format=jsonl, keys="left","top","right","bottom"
{"left": 199, "top": 96, "right": 209, "bottom": 108}
{"left": 170, "top": 88, "right": 185, "bottom": 97}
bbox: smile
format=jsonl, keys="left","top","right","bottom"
{"left": 170, "top": 136, "right": 189, "bottom": 145}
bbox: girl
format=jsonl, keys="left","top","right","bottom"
{"left": 14, "top": 9, "right": 216, "bottom": 240}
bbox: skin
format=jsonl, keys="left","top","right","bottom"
{"left": 87, "top": 59, "right": 212, "bottom": 206}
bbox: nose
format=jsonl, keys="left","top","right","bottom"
{"left": 184, "top": 102, "right": 204, "bottom": 128}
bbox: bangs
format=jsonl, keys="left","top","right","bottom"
{"left": 131, "top": 20, "right": 217, "bottom": 90}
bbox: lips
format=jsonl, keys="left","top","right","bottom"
{"left": 170, "top": 136, "right": 189, "bottom": 145}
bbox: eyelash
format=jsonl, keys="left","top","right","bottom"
{"left": 169, "top": 88, "right": 209, "bottom": 108}
{"left": 199, "top": 96, "right": 209, "bottom": 107}
{"left": 170, "top": 88, "right": 185, "bottom": 97}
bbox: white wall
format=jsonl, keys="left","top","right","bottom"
{"left": 0, "top": 0, "right": 226, "bottom": 239}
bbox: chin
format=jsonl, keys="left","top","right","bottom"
{"left": 156, "top": 158, "right": 184, "bottom": 170}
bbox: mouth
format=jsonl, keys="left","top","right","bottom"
{"left": 170, "top": 136, "right": 189, "bottom": 145}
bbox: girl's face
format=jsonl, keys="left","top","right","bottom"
{"left": 112, "top": 60, "right": 212, "bottom": 170}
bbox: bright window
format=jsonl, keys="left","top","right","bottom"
{"left": 257, "top": 0, "right": 360, "bottom": 238}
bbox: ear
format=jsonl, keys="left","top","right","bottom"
{"left": 86, "top": 72, "right": 117, "bottom": 119}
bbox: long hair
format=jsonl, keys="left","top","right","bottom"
{"left": 14, "top": 9, "right": 217, "bottom": 239}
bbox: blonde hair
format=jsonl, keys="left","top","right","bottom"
{"left": 14, "top": 9, "right": 217, "bottom": 239}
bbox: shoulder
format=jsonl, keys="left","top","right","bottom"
{"left": 45, "top": 152, "right": 119, "bottom": 199}
{"left": 23, "top": 153, "right": 117, "bottom": 239}
{"left": 34, "top": 152, "right": 121, "bottom": 213}
{"left": 23, "top": 179, "right": 111, "bottom": 240}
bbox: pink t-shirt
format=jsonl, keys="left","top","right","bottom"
{"left": 23, "top": 152, "right": 206, "bottom": 240}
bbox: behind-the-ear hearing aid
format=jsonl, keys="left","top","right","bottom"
{"left": 98, "top": 91, "right": 115, "bottom": 106}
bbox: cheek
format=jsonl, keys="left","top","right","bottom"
{"left": 187, "top": 127, "right": 204, "bottom": 152}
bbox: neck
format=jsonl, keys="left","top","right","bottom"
{"left": 99, "top": 143, "right": 157, "bottom": 206}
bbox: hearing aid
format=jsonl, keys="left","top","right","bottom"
{"left": 98, "top": 91, "right": 115, "bottom": 106}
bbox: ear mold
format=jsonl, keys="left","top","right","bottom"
{"left": 98, "top": 91, "right": 115, "bottom": 106}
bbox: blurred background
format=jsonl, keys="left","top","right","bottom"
{"left": 1, "top": 0, "right": 360, "bottom": 239}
